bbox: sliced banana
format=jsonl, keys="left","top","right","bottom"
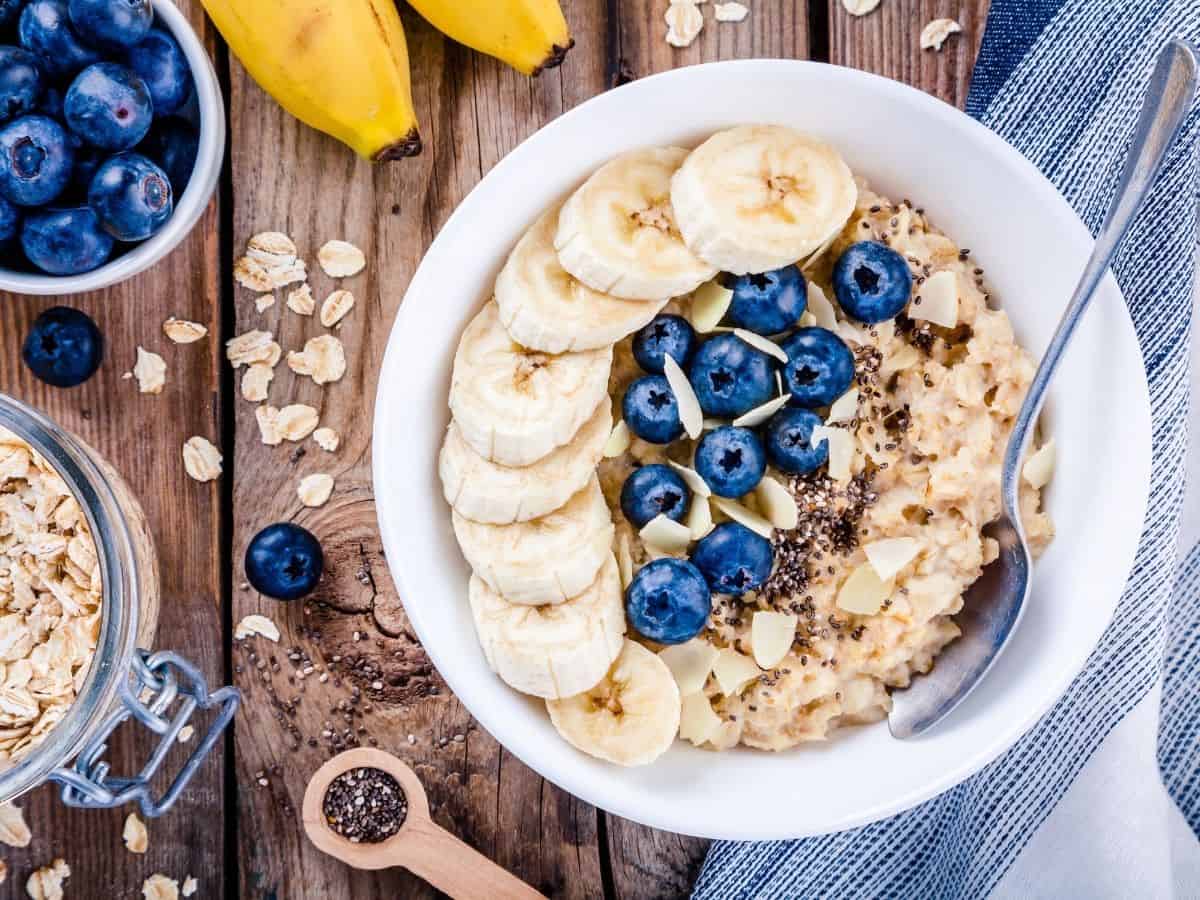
{"left": 469, "top": 555, "right": 626, "bottom": 700}
{"left": 496, "top": 206, "right": 669, "bottom": 353}
{"left": 449, "top": 300, "right": 613, "bottom": 467}
{"left": 439, "top": 401, "right": 612, "bottom": 524}
{"left": 555, "top": 147, "right": 718, "bottom": 300}
{"left": 452, "top": 475, "right": 615, "bottom": 606}
{"left": 671, "top": 125, "right": 857, "bottom": 274}
{"left": 546, "top": 639, "right": 681, "bottom": 767}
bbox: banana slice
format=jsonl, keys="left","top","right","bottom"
{"left": 496, "top": 206, "right": 669, "bottom": 353}
{"left": 452, "top": 475, "right": 615, "bottom": 605}
{"left": 555, "top": 147, "right": 718, "bottom": 300}
{"left": 546, "top": 639, "right": 682, "bottom": 766}
{"left": 450, "top": 300, "right": 613, "bottom": 467}
{"left": 671, "top": 125, "right": 857, "bottom": 274}
{"left": 469, "top": 555, "right": 626, "bottom": 700}
{"left": 439, "top": 401, "right": 611, "bottom": 524}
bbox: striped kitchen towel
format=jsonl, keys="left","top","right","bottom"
{"left": 692, "top": 2, "right": 1200, "bottom": 898}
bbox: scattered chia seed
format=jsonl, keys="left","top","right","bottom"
{"left": 323, "top": 767, "right": 407, "bottom": 843}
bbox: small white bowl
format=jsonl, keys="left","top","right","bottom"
{"left": 373, "top": 60, "right": 1152, "bottom": 840}
{"left": 0, "top": 0, "right": 224, "bottom": 296}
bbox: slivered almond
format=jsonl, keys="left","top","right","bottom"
{"left": 663, "top": 355, "right": 702, "bottom": 439}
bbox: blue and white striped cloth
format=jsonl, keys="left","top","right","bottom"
{"left": 693, "top": 1, "right": 1200, "bottom": 897}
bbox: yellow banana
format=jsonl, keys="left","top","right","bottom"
{"left": 201, "top": 0, "right": 421, "bottom": 160}
{"left": 407, "top": 0, "right": 573, "bottom": 76}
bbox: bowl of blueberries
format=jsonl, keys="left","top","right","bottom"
{"left": 0, "top": 0, "right": 222, "bottom": 294}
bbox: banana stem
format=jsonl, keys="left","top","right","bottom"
{"left": 373, "top": 129, "right": 424, "bottom": 161}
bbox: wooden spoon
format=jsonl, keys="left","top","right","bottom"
{"left": 302, "top": 747, "right": 546, "bottom": 899}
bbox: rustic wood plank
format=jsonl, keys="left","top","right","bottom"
{"left": 0, "top": 1, "right": 226, "bottom": 895}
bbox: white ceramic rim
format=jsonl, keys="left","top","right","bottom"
{"left": 373, "top": 60, "right": 1152, "bottom": 840}
{"left": 0, "top": 0, "right": 225, "bottom": 295}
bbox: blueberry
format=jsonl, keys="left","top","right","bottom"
{"left": 764, "top": 407, "right": 828, "bottom": 475}
{"left": 619, "top": 464, "right": 690, "bottom": 529}
{"left": 69, "top": 0, "right": 153, "bottom": 50}
{"left": 726, "top": 266, "right": 807, "bottom": 334}
{"left": 22, "top": 306, "right": 103, "bottom": 387}
{"left": 138, "top": 114, "right": 196, "bottom": 193}
{"left": 88, "top": 150, "right": 170, "bottom": 240}
{"left": 622, "top": 374, "right": 683, "bottom": 444}
{"left": 0, "top": 47, "right": 44, "bottom": 122}
{"left": 21, "top": 206, "right": 113, "bottom": 273}
{"left": 123, "top": 28, "right": 191, "bottom": 116}
{"left": 625, "top": 557, "right": 711, "bottom": 645}
{"left": 64, "top": 62, "right": 152, "bottom": 150}
{"left": 19, "top": 0, "right": 102, "bottom": 81}
{"left": 632, "top": 313, "right": 696, "bottom": 374}
{"left": 0, "top": 0, "right": 21, "bottom": 28}
{"left": 687, "top": 333, "right": 776, "bottom": 418}
{"left": 35, "top": 85, "right": 62, "bottom": 119}
{"left": 694, "top": 426, "right": 766, "bottom": 498}
{"left": 690, "top": 522, "right": 773, "bottom": 597}
{"left": 0, "top": 194, "right": 18, "bottom": 243}
{"left": 0, "top": 115, "right": 73, "bottom": 206}
{"left": 780, "top": 327, "right": 855, "bottom": 409}
{"left": 62, "top": 143, "right": 101, "bottom": 201}
{"left": 245, "top": 522, "right": 324, "bottom": 601}
{"left": 832, "top": 241, "right": 913, "bottom": 324}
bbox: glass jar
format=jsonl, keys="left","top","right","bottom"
{"left": 0, "top": 393, "right": 238, "bottom": 816}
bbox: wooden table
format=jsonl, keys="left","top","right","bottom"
{"left": 0, "top": 1, "right": 986, "bottom": 895}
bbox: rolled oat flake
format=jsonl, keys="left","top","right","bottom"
{"left": 322, "top": 767, "right": 407, "bottom": 843}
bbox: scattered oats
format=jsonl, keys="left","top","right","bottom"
{"left": 25, "top": 858, "right": 69, "bottom": 900}
{"left": 713, "top": 2, "right": 748, "bottom": 21}
{"left": 182, "top": 877, "right": 197, "bottom": 897}
{"left": 0, "top": 803, "right": 31, "bottom": 847}
{"left": 920, "top": 17, "right": 962, "bottom": 50}
{"left": 255, "top": 405, "right": 282, "bottom": 446}
{"left": 255, "top": 294, "right": 275, "bottom": 313}
{"left": 132, "top": 347, "right": 167, "bottom": 395}
{"left": 317, "top": 240, "right": 365, "bottom": 278}
{"left": 298, "top": 473, "right": 334, "bottom": 508}
{"left": 123, "top": 812, "right": 148, "bottom": 854}
{"left": 313, "top": 427, "right": 339, "bottom": 452}
{"left": 286, "top": 283, "right": 315, "bottom": 316}
{"left": 177, "top": 724, "right": 194, "bottom": 743}
{"left": 665, "top": 1, "right": 703, "bottom": 46}
{"left": 276, "top": 405, "right": 319, "bottom": 441}
{"left": 235, "top": 232, "right": 306, "bottom": 291}
{"left": 234, "top": 614, "right": 280, "bottom": 642}
{"left": 241, "top": 363, "right": 274, "bottom": 403}
{"left": 182, "top": 437, "right": 222, "bottom": 483}
{"left": 842, "top": 0, "right": 881, "bottom": 15}
{"left": 287, "top": 335, "right": 346, "bottom": 385}
{"left": 320, "top": 289, "right": 354, "bottom": 328}
{"left": 162, "top": 317, "right": 207, "bottom": 344}
{"left": 225, "top": 330, "right": 278, "bottom": 368}
{"left": 142, "top": 873, "right": 179, "bottom": 900}
{"left": 246, "top": 231, "right": 296, "bottom": 261}
{"left": 232, "top": 256, "right": 275, "bottom": 293}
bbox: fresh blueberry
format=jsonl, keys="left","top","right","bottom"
{"left": 64, "top": 62, "right": 152, "bottom": 150}
{"left": 61, "top": 143, "right": 101, "bottom": 201}
{"left": 245, "top": 522, "right": 324, "bottom": 601}
{"left": 764, "top": 407, "right": 828, "bottom": 475}
{"left": 138, "top": 114, "right": 196, "bottom": 193}
{"left": 69, "top": 0, "right": 153, "bottom": 50}
{"left": 832, "top": 241, "right": 913, "bottom": 324}
{"left": 35, "top": 85, "right": 62, "bottom": 119}
{"left": 690, "top": 522, "right": 774, "bottom": 597}
{"left": 123, "top": 28, "right": 191, "bottom": 116}
{"left": 726, "top": 266, "right": 808, "bottom": 335}
{"left": 632, "top": 313, "right": 696, "bottom": 374}
{"left": 619, "top": 464, "right": 690, "bottom": 529}
{"left": 622, "top": 374, "right": 683, "bottom": 444}
{"left": 19, "top": 0, "right": 102, "bottom": 81}
{"left": 0, "top": 194, "right": 18, "bottom": 243}
{"left": 0, "top": 115, "right": 73, "bottom": 206}
{"left": 0, "top": 47, "right": 44, "bottom": 122}
{"left": 88, "top": 150, "right": 170, "bottom": 240}
{"left": 625, "top": 557, "right": 711, "bottom": 645}
{"left": 694, "top": 426, "right": 766, "bottom": 498}
{"left": 22, "top": 306, "right": 103, "bottom": 387}
{"left": 0, "top": 0, "right": 22, "bottom": 28}
{"left": 780, "top": 327, "right": 855, "bottom": 409}
{"left": 687, "top": 332, "right": 776, "bottom": 418}
{"left": 21, "top": 206, "right": 113, "bottom": 273}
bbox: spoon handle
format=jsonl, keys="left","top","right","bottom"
{"left": 391, "top": 816, "right": 547, "bottom": 900}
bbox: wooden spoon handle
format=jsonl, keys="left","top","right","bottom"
{"left": 390, "top": 816, "right": 546, "bottom": 899}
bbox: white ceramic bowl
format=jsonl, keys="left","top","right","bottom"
{"left": 0, "top": 0, "right": 224, "bottom": 295}
{"left": 373, "top": 60, "right": 1151, "bottom": 840}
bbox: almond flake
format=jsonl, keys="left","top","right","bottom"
{"left": 679, "top": 692, "right": 722, "bottom": 746}
{"left": 812, "top": 425, "right": 853, "bottom": 482}
{"left": 132, "top": 347, "right": 166, "bottom": 395}
{"left": 686, "top": 491, "right": 714, "bottom": 539}
{"left": 603, "top": 420, "right": 631, "bottom": 458}
{"left": 659, "top": 640, "right": 719, "bottom": 694}
{"left": 162, "top": 317, "right": 207, "bottom": 344}
{"left": 801, "top": 232, "right": 839, "bottom": 271}
{"left": 182, "top": 437, "right": 222, "bottom": 483}
{"left": 863, "top": 537, "right": 920, "bottom": 581}
{"left": 837, "top": 563, "right": 891, "bottom": 615}
{"left": 123, "top": 812, "right": 148, "bottom": 854}
{"left": 798, "top": 311, "right": 818, "bottom": 327}
{"left": 713, "top": 1, "right": 748, "bottom": 22}
{"left": 911, "top": 270, "right": 958, "bottom": 328}
{"left": 0, "top": 802, "right": 31, "bottom": 847}
{"left": 313, "top": 427, "right": 340, "bottom": 452}
{"left": 616, "top": 531, "right": 634, "bottom": 589}
{"left": 690, "top": 280, "right": 733, "bottom": 331}
{"left": 639, "top": 514, "right": 692, "bottom": 554}
{"left": 827, "top": 388, "right": 859, "bottom": 423}
{"left": 225, "top": 330, "right": 276, "bottom": 368}
{"left": 256, "top": 405, "right": 282, "bottom": 446}
{"left": 668, "top": 460, "right": 711, "bottom": 498}
{"left": 1023, "top": 439, "right": 1056, "bottom": 489}
{"left": 177, "top": 725, "right": 194, "bottom": 743}
{"left": 318, "top": 240, "right": 366, "bottom": 278}
{"left": 756, "top": 475, "right": 798, "bottom": 529}
{"left": 664, "top": 1, "right": 703, "bottom": 46}
{"left": 142, "top": 873, "right": 179, "bottom": 900}
{"left": 663, "top": 355, "right": 702, "bottom": 439}
{"left": 287, "top": 335, "right": 346, "bottom": 385}
{"left": 285, "top": 283, "right": 315, "bottom": 316}
{"left": 276, "top": 405, "right": 319, "bottom": 441}
{"left": 806, "top": 282, "right": 839, "bottom": 329}
{"left": 733, "top": 329, "right": 789, "bottom": 363}
{"left": 751, "top": 610, "right": 798, "bottom": 668}
{"left": 234, "top": 614, "right": 280, "bottom": 642}
{"left": 320, "top": 290, "right": 355, "bottom": 327}
{"left": 710, "top": 497, "right": 773, "bottom": 539}
{"left": 26, "top": 858, "right": 69, "bottom": 900}
{"left": 255, "top": 294, "right": 275, "bottom": 313}
{"left": 842, "top": 0, "right": 881, "bottom": 15}
{"left": 920, "top": 17, "right": 962, "bottom": 51}
{"left": 182, "top": 877, "right": 197, "bottom": 898}
{"left": 298, "top": 473, "right": 334, "bottom": 507}
{"left": 712, "top": 648, "right": 760, "bottom": 695}
{"left": 241, "top": 364, "right": 274, "bottom": 403}
{"left": 732, "top": 394, "right": 790, "bottom": 428}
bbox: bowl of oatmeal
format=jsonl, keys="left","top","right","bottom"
{"left": 373, "top": 60, "right": 1151, "bottom": 838}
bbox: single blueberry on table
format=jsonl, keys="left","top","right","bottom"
{"left": 832, "top": 241, "right": 914, "bottom": 324}
{"left": 123, "top": 27, "right": 191, "bottom": 116}
{"left": 726, "top": 266, "right": 808, "bottom": 335}
{"left": 694, "top": 426, "right": 766, "bottom": 498}
{"left": 619, "top": 464, "right": 691, "bottom": 529}
{"left": 622, "top": 374, "right": 683, "bottom": 444}
{"left": 0, "top": 193, "right": 18, "bottom": 243}
{"left": 64, "top": 62, "right": 153, "bottom": 150}
{"left": 245, "top": 522, "right": 324, "bottom": 601}
{"left": 764, "top": 407, "right": 828, "bottom": 475}
{"left": 687, "top": 332, "right": 776, "bottom": 419}
{"left": 625, "top": 557, "right": 711, "bottom": 645}
{"left": 21, "top": 206, "right": 113, "bottom": 273}
{"left": 19, "top": 0, "right": 102, "bottom": 81}
{"left": 632, "top": 313, "right": 696, "bottom": 374}
{"left": 22, "top": 306, "right": 103, "bottom": 387}
{"left": 88, "top": 150, "right": 171, "bottom": 240}
{"left": 69, "top": 0, "right": 153, "bottom": 50}
{"left": 780, "top": 327, "right": 855, "bottom": 409}
{"left": 0, "top": 47, "right": 44, "bottom": 122}
{"left": 0, "top": 114, "right": 74, "bottom": 206}
{"left": 138, "top": 114, "right": 197, "bottom": 193}
{"left": 690, "top": 522, "right": 774, "bottom": 597}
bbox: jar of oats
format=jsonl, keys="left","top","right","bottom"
{"left": 0, "top": 394, "right": 239, "bottom": 816}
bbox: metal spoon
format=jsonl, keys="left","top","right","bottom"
{"left": 889, "top": 39, "right": 1199, "bottom": 739}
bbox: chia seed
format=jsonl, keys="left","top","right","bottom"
{"left": 323, "top": 767, "right": 408, "bottom": 843}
